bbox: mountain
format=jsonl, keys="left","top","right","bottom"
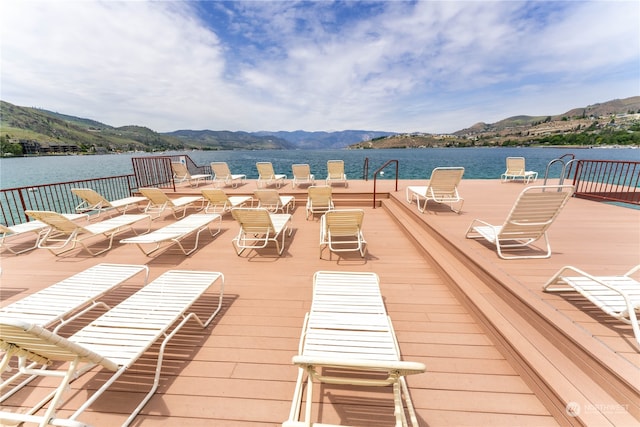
{"left": 2, "top": 96, "right": 638, "bottom": 155}
{"left": 165, "top": 129, "right": 295, "bottom": 150}
{"left": 452, "top": 96, "right": 640, "bottom": 137}
{"left": 253, "top": 130, "right": 396, "bottom": 149}
{"left": 350, "top": 96, "right": 640, "bottom": 149}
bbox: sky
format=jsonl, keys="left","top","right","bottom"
{"left": 1, "top": 1, "right": 639, "bottom": 134}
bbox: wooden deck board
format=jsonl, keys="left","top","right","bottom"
{"left": 1, "top": 178, "right": 638, "bottom": 426}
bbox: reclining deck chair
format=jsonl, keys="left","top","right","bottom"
{"left": 501, "top": 157, "right": 538, "bottom": 183}
{"left": 291, "top": 164, "right": 315, "bottom": 188}
{"left": 465, "top": 185, "right": 574, "bottom": 259}
{"left": 253, "top": 189, "right": 295, "bottom": 213}
{"left": 320, "top": 209, "right": 366, "bottom": 258}
{"left": 256, "top": 162, "right": 287, "bottom": 188}
{"left": 120, "top": 213, "right": 222, "bottom": 256}
{"left": 0, "top": 264, "right": 148, "bottom": 402}
{"left": 1, "top": 214, "right": 87, "bottom": 255}
{"left": 170, "top": 162, "right": 211, "bottom": 187}
{"left": 139, "top": 187, "right": 203, "bottom": 219}
{"left": 405, "top": 166, "right": 465, "bottom": 214}
{"left": 305, "top": 186, "right": 334, "bottom": 220}
{"left": 210, "top": 162, "right": 246, "bottom": 188}
{"left": 0, "top": 269, "right": 224, "bottom": 427}
{"left": 543, "top": 265, "right": 640, "bottom": 349}
{"left": 231, "top": 207, "right": 292, "bottom": 256}
{"left": 326, "top": 160, "right": 348, "bottom": 187}
{"left": 201, "top": 188, "right": 251, "bottom": 214}
{"left": 25, "top": 210, "right": 151, "bottom": 256}
{"left": 284, "top": 271, "right": 425, "bottom": 427}
{"left": 0, "top": 263, "right": 148, "bottom": 332}
{"left": 71, "top": 188, "right": 147, "bottom": 217}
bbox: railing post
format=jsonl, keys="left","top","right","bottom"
{"left": 372, "top": 160, "right": 399, "bottom": 208}
{"left": 362, "top": 157, "right": 369, "bottom": 181}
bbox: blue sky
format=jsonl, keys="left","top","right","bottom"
{"left": 1, "top": 1, "right": 638, "bottom": 134}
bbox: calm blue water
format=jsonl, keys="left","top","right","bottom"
{"left": 1, "top": 147, "right": 638, "bottom": 189}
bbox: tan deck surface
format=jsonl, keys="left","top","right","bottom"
{"left": 1, "top": 177, "right": 638, "bottom": 426}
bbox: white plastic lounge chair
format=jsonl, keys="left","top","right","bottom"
{"left": 201, "top": 188, "right": 251, "bottom": 214}
{"left": 253, "top": 189, "right": 295, "bottom": 213}
{"left": 291, "top": 164, "right": 315, "bottom": 188}
{"left": 465, "top": 185, "right": 574, "bottom": 259}
{"left": 0, "top": 264, "right": 148, "bottom": 402}
{"left": 320, "top": 209, "right": 366, "bottom": 258}
{"left": 120, "top": 213, "right": 221, "bottom": 256}
{"left": 170, "top": 162, "right": 211, "bottom": 187}
{"left": 256, "top": 162, "right": 287, "bottom": 188}
{"left": 210, "top": 162, "right": 246, "bottom": 188}
{"left": 284, "top": 271, "right": 425, "bottom": 427}
{"left": 25, "top": 210, "right": 151, "bottom": 256}
{"left": 0, "top": 263, "right": 148, "bottom": 331}
{"left": 0, "top": 269, "right": 224, "bottom": 427}
{"left": 500, "top": 157, "right": 538, "bottom": 183}
{"left": 0, "top": 214, "right": 87, "bottom": 255}
{"left": 71, "top": 188, "right": 147, "bottom": 217}
{"left": 543, "top": 265, "right": 640, "bottom": 350}
{"left": 326, "top": 159, "right": 348, "bottom": 187}
{"left": 139, "top": 187, "right": 203, "bottom": 219}
{"left": 231, "top": 207, "right": 292, "bottom": 256}
{"left": 305, "top": 186, "right": 334, "bottom": 220}
{"left": 405, "top": 166, "right": 465, "bottom": 214}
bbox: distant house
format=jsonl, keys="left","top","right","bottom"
{"left": 18, "top": 139, "right": 80, "bottom": 155}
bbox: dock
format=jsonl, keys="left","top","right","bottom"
{"left": 1, "top": 178, "right": 638, "bottom": 426}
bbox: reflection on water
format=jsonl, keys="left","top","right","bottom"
{"left": 1, "top": 147, "right": 637, "bottom": 189}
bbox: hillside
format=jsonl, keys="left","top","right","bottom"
{"left": 166, "top": 129, "right": 294, "bottom": 150}
{"left": 350, "top": 96, "right": 640, "bottom": 149}
{"left": 2, "top": 96, "right": 639, "bottom": 156}
{"left": 0, "top": 101, "right": 294, "bottom": 155}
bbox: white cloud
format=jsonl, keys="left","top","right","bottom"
{"left": 1, "top": 1, "right": 638, "bottom": 134}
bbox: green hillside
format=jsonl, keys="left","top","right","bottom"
{"left": 0, "top": 101, "right": 291, "bottom": 156}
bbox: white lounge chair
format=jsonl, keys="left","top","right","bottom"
{"left": 284, "top": 271, "right": 425, "bottom": 427}
{"left": 71, "top": 188, "right": 147, "bottom": 217}
{"left": 231, "top": 207, "right": 292, "bottom": 256}
{"left": 171, "top": 162, "right": 211, "bottom": 187}
{"left": 501, "top": 157, "right": 538, "bottom": 183}
{"left": 256, "top": 162, "right": 287, "bottom": 188}
{"left": 139, "top": 187, "right": 203, "bottom": 219}
{"left": 543, "top": 265, "right": 640, "bottom": 350}
{"left": 253, "top": 189, "right": 295, "bottom": 213}
{"left": 0, "top": 263, "right": 148, "bottom": 331}
{"left": 201, "top": 188, "right": 251, "bottom": 214}
{"left": 25, "top": 210, "right": 151, "bottom": 256}
{"left": 291, "top": 164, "right": 315, "bottom": 188}
{"left": 0, "top": 214, "right": 87, "bottom": 255}
{"left": 326, "top": 159, "right": 348, "bottom": 187}
{"left": 465, "top": 185, "right": 574, "bottom": 259}
{"left": 305, "top": 186, "right": 334, "bottom": 220}
{"left": 320, "top": 209, "right": 366, "bottom": 258}
{"left": 0, "top": 269, "right": 224, "bottom": 427}
{"left": 0, "top": 264, "right": 148, "bottom": 402}
{"left": 120, "top": 213, "right": 221, "bottom": 256}
{"left": 210, "top": 161, "right": 246, "bottom": 188}
{"left": 405, "top": 166, "right": 465, "bottom": 213}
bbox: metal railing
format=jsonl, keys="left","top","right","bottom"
{"left": 362, "top": 157, "right": 369, "bottom": 180}
{"left": 570, "top": 159, "right": 639, "bottom": 205}
{"left": 543, "top": 153, "right": 575, "bottom": 185}
{"left": 0, "top": 174, "right": 137, "bottom": 226}
{"left": 372, "top": 160, "right": 399, "bottom": 208}
{"left": 131, "top": 154, "right": 211, "bottom": 191}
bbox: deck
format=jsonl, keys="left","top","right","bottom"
{"left": 1, "top": 177, "right": 639, "bottom": 426}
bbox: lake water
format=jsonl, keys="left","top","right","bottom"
{"left": 1, "top": 147, "right": 638, "bottom": 190}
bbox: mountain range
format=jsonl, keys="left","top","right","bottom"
{"left": 1, "top": 96, "right": 638, "bottom": 154}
